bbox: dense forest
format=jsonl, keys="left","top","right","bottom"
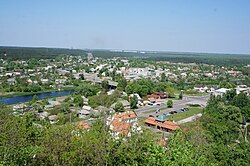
{"left": 0, "top": 46, "right": 87, "bottom": 60}
{"left": 1, "top": 46, "right": 250, "bottom": 65}
{"left": 0, "top": 91, "right": 249, "bottom": 165}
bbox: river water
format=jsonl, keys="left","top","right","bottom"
{"left": 0, "top": 90, "right": 75, "bottom": 105}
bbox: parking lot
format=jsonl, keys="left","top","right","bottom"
{"left": 135, "top": 95, "right": 210, "bottom": 118}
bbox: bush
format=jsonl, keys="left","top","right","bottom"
{"left": 167, "top": 100, "right": 173, "bottom": 108}
{"left": 114, "top": 102, "right": 125, "bottom": 112}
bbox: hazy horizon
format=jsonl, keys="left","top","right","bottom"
{"left": 1, "top": 0, "right": 250, "bottom": 54}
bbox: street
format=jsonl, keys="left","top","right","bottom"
{"left": 135, "top": 95, "right": 210, "bottom": 118}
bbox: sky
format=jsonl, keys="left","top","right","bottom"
{"left": 0, "top": 0, "right": 250, "bottom": 54}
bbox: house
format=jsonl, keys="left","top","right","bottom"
{"left": 82, "top": 105, "right": 93, "bottom": 112}
{"left": 108, "top": 111, "right": 140, "bottom": 139}
{"left": 13, "top": 69, "right": 23, "bottom": 76}
{"left": 147, "top": 97, "right": 156, "bottom": 103}
{"left": 94, "top": 106, "right": 115, "bottom": 115}
{"left": 77, "top": 106, "right": 93, "bottom": 118}
{"left": 235, "top": 86, "right": 250, "bottom": 95}
{"left": 160, "top": 121, "right": 180, "bottom": 132}
{"left": 213, "top": 88, "right": 230, "bottom": 96}
{"left": 27, "top": 79, "right": 33, "bottom": 84}
{"left": 48, "top": 115, "right": 58, "bottom": 124}
{"left": 41, "top": 79, "right": 49, "bottom": 84}
{"left": 81, "top": 96, "right": 89, "bottom": 105}
{"left": 129, "top": 93, "right": 142, "bottom": 100}
{"left": 0, "top": 67, "right": 6, "bottom": 72}
{"left": 108, "top": 80, "right": 118, "bottom": 89}
{"left": 144, "top": 117, "right": 157, "bottom": 126}
{"left": 151, "top": 92, "right": 168, "bottom": 99}
{"left": 206, "top": 85, "right": 219, "bottom": 93}
{"left": 113, "top": 111, "right": 137, "bottom": 123}
{"left": 193, "top": 84, "right": 208, "bottom": 93}
{"left": 38, "top": 111, "right": 50, "bottom": 120}
{"left": 55, "top": 96, "right": 68, "bottom": 102}
{"left": 111, "top": 100, "right": 130, "bottom": 110}
{"left": 13, "top": 103, "right": 26, "bottom": 111}
{"left": 78, "top": 109, "right": 91, "bottom": 118}
{"left": 7, "top": 78, "right": 16, "bottom": 85}
{"left": 44, "top": 105, "right": 54, "bottom": 110}
{"left": 55, "top": 79, "right": 67, "bottom": 85}
{"left": 77, "top": 121, "right": 91, "bottom": 130}
{"left": 5, "top": 73, "right": 13, "bottom": 77}
{"left": 48, "top": 100, "right": 61, "bottom": 106}
{"left": 144, "top": 115, "right": 180, "bottom": 132}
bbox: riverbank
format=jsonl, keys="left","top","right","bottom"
{"left": 0, "top": 90, "right": 75, "bottom": 105}
{"left": 0, "top": 87, "right": 75, "bottom": 99}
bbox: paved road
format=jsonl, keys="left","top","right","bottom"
{"left": 176, "top": 113, "right": 203, "bottom": 125}
{"left": 135, "top": 95, "right": 209, "bottom": 118}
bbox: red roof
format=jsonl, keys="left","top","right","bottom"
{"left": 148, "top": 97, "right": 156, "bottom": 102}
{"left": 112, "top": 120, "right": 131, "bottom": 132}
{"left": 160, "top": 121, "right": 179, "bottom": 131}
{"left": 77, "top": 121, "right": 91, "bottom": 129}
{"left": 113, "top": 111, "right": 137, "bottom": 121}
{"left": 144, "top": 117, "right": 157, "bottom": 126}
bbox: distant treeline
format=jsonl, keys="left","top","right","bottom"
{"left": 0, "top": 46, "right": 87, "bottom": 60}
{"left": 146, "top": 54, "right": 250, "bottom": 66}
{"left": 1, "top": 46, "right": 250, "bottom": 65}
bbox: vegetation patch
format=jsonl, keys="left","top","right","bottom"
{"left": 142, "top": 110, "right": 156, "bottom": 114}
{"left": 168, "top": 107, "right": 203, "bottom": 121}
{"left": 187, "top": 104, "right": 201, "bottom": 107}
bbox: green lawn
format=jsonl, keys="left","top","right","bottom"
{"left": 168, "top": 107, "right": 203, "bottom": 122}
{"left": 142, "top": 110, "right": 156, "bottom": 114}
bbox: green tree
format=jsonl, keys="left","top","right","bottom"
{"left": 73, "top": 95, "right": 83, "bottom": 107}
{"left": 75, "top": 83, "right": 100, "bottom": 97}
{"left": 79, "top": 74, "right": 84, "bottom": 80}
{"left": 114, "top": 101, "right": 125, "bottom": 112}
{"left": 101, "top": 80, "right": 109, "bottom": 91}
{"left": 160, "top": 73, "right": 167, "bottom": 82}
{"left": 232, "top": 92, "right": 250, "bottom": 108}
{"left": 166, "top": 87, "right": 175, "bottom": 97}
{"left": 179, "top": 91, "right": 183, "bottom": 100}
{"left": 32, "top": 95, "right": 39, "bottom": 103}
{"left": 167, "top": 100, "right": 173, "bottom": 108}
{"left": 118, "top": 77, "right": 127, "bottom": 91}
{"left": 130, "top": 95, "right": 138, "bottom": 109}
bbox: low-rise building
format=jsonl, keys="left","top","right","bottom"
{"left": 107, "top": 111, "right": 140, "bottom": 139}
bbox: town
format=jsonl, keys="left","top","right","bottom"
{"left": 1, "top": 47, "right": 250, "bottom": 165}
{"left": 0, "top": 50, "right": 249, "bottom": 135}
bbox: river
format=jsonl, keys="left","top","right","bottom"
{"left": 0, "top": 90, "right": 75, "bottom": 105}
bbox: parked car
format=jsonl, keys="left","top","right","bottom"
{"left": 148, "top": 102, "right": 154, "bottom": 105}
{"left": 153, "top": 102, "right": 161, "bottom": 106}
{"left": 169, "top": 111, "right": 177, "bottom": 114}
{"left": 176, "top": 109, "right": 183, "bottom": 113}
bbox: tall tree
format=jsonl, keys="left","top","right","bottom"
{"left": 130, "top": 95, "right": 138, "bottom": 109}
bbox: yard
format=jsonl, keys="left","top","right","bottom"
{"left": 168, "top": 107, "right": 203, "bottom": 122}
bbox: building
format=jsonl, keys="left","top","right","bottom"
{"left": 107, "top": 111, "right": 140, "bottom": 139}
{"left": 194, "top": 84, "right": 208, "bottom": 93}
{"left": 144, "top": 114, "right": 180, "bottom": 132}
{"left": 213, "top": 88, "right": 230, "bottom": 96}
{"left": 150, "top": 92, "right": 168, "bottom": 99}
{"left": 77, "top": 121, "right": 91, "bottom": 130}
